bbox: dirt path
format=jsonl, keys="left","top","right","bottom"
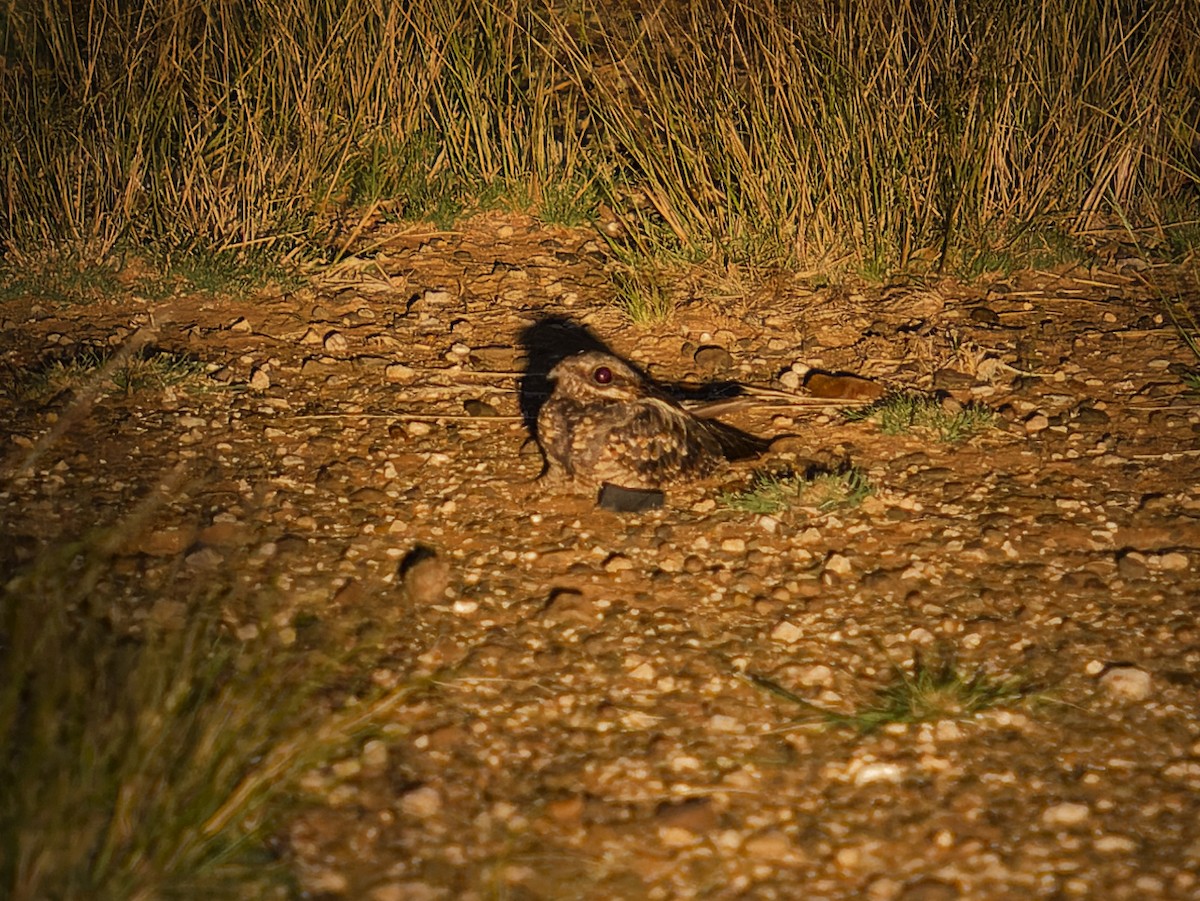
{"left": 3, "top": 215, "right": 1199, "bottom": 899}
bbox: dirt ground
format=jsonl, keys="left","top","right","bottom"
{"left": 3, "top": 215, "right": 1200, "bottom": 900}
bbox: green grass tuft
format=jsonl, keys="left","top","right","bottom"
{"left": 720, "top": 466, "right": 872, "bottom": 516}
{"left": 611, "top": 269, "right": 673, "bottom": 325}
{"left": 537, "top": 178, "right": 601, "bottom": 228}
{"left": 0, "top": 257, "right": 125, "bottom": 306}
{"left": 845, "top": 392, "right": 995, "bottom": 441}
{"left": 750, "top": 648, "right": 1035, "bottom": 734}
{"left": 1163, "top": 288, "right": 1200, "bottom": 369}
{"left": 160, "top": 249, "right": 303, "bottom": 297}
{"left": 20, "top": 347, "right": 212, "bottom": 399}
{"left": 0, "top": 249, "right": 297, "bottom": 309}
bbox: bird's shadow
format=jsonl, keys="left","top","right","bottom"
{"left": 518, "top": 317, "right": 612, "bottom": 438}
{"left": 517, "top": 315, "right": 751, "bottom": 442}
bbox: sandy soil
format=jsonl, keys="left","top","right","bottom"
{"left": 2, "top": 215, "right": 1199, "bottom": 900}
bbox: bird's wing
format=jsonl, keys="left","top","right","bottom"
{"left": 595, "top": 399, "right": 727, "bottom": 484}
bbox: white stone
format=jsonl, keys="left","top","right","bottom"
{"left": 386, "top": 363, "right": 417, "bottom": 383}
{"left": 1156, "top": 551, "right": 1189, "bottom": 571}
{"left": 1094, "top": 835, "right": 1137, "bottom": 854}
{"left": 853, "top": 762, "right": 904, "bottom": 785}
{"left": 1099, "top": 665, "right": 1152, "bottom": 701}
{"left": 824, "top": 553, "right": 852, "bottom": 575}
{"left": 798, "top": 664, "right": 834, "bottom": 687}
{"left": 708, "top": 714, "right": 742, "bottom": 733}
{"left": 628, "top": 662, "right": 656, "bottom": 681}
{"left": 400, "top": 785, "right": 442, "bottom": 818}
{"left": 771, "top": 620, "right": 804, "bottom": 644}
{"left": 1042, "top": 801, "right": 1089, "bottom": 827}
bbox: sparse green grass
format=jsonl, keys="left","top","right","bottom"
{"left": 537, "top": 178, "right": 602, "bottom": 228}
{"left": 471, "top": 174, "right": 600, "bottom": 227}
{"left": 1163, "top": 289, "right": 1200, "bottom": 368}
{"left": 612, "top": 269, "right": 673, "bottom": 325}
{"left": 0, "top": 249, "right": 297, "bottom": 310}
{"left": 21, "top": 347, "right": 212, "bottom": 399}
{"left": 1164, "top": 221, "right": 1200, "bottom": 262}
{"left": 750, "top": 649, "right": 1035, "bottom": 734}
{"left": 720, "top": 466, "right": 873, "bottom": 516}
{"left": 845, "top": 392, "right": 995, "bottom": 441}
{"left": 0, "top": 256, "right": 126, "bottom": 306}
{"left": 158, "top": 249, "right": 303, "bottom": 297}
{"left": 951, "top": 222, "right": 1089, "bottom": 278}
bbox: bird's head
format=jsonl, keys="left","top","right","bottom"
{"left": 547, "top": 351, "right": 648, "bottom": 402}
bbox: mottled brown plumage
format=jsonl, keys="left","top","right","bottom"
{"left": 536, "top": 351, "right": 766, "bottom": 492}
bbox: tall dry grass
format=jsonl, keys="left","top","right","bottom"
{"left": 0, "top": 0, "right": 584, "bottom": 254}
{"left": 557, "top": 0, "right": 1200, "bottom": 271}
{"left": 1, "top": 0, "right": 1197, "bottom": 269}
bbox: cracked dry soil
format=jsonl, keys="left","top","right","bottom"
{"left": 3, "top": 214, "right": 1200, "bottom": 900}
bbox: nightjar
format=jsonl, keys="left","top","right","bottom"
{"left": 536, "top": 351, "right": 766, "bottom": 492}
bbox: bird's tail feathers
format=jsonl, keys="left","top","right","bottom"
{"left": 705, "top": 420, "right": 771, "bottom": 461}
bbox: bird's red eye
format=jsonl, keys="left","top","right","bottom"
{"left": 593, "top": 366, "right": 613, "bottom": 384}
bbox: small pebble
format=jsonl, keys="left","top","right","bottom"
{"left": 853, "top": 762, "right": 904, "bottom": 785}
{"left": 1042, "top": 801, "right": 1090, "bottom": 827}
{"left": 742, "top": 831, "right": 794, "bottom": 861}
{"left": 1024, "top": 413, "right": 1050, "bottom": 433}
{"left": 400, "top": 785, "right": 443, "bottom": 818}
{"left": 1094, "top": 834, "right": 1137, "bottom": 853}
{"left": 1099, "top": 664, "right": 1152, "bottom": 701}
{"left": 771, "top": 620, "right": 804, "bottom": 644}
{"left": 386, "top": 363, "right": 417, "bottom": 383}
{"left": 1155, "top": 551, "right": 1188, "bottom": 571}
{"left": 604, "top": 554, "right": 633, "bottom": 573}
{"left": 402, "top": 552, "right": 451, "bottom": 604}
{"left": 694, "top": 345, "right": 734, "bottom": 372}
{"left": 824, "top": 553, "right": 852, "bottom": 575}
